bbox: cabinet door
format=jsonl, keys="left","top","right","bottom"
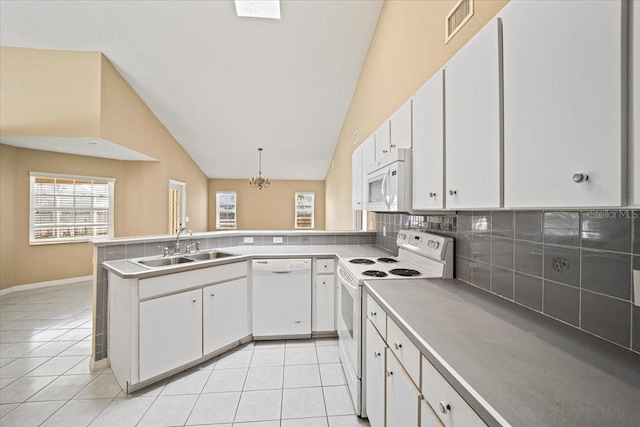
{"left": 374, "top": 121, "right": 391, "bottom": 161}
{"left": 502, "top": 0, "right": 624, "bottom": 207}
{"left": 314, "top": 274, "right": 335, "bottom": 332}
{"left": 445, "top": 18, "right": 502, "bottom": 209}
{"left": 366, "top": 321, "right": 386, "bottom": 427}
{"left": 361, "top": 135, "right": 376, "bottom": 205}
{"left": 352, "top": 145, "right": 363, "bottom": 210}
{"left": 139, "top": 289, "right": 202, "bottom": 381}
{"left": 421, "top": 400, "right": 444, "bottom": 427}
{"left": 203, "top": 278, "right": 249, "bottom": 355}
{"left": 413, "top": 70, "right": 445, "bottom": 210}
{"left": 390, "top": 98, "right": 413, "bottom": 150}
{"left": 386, "top": 349, "right": 420, "bottom": 427}
{"left": 634, "top": 0, "right": 640, "bottom": 206}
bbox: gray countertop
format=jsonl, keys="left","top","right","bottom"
{"left": 365, "top": 279, "right": 640, "bottom": 427}
{"left": 103, "top": 245, "right": 391, "bottom": 279}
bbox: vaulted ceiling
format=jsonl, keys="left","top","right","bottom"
{"left": 0, "top": 0, "right": 382, "bottom": 179}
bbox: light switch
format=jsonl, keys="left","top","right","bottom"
{"left": 244, "top": 237, "right": 254, "bottom": 244}
{"left": 383, "top": 226, "right": 387, "bottom": 237}
{"left": 634, "top": 270, "right": 640, "bottom": 307}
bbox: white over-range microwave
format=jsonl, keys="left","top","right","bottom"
{"left": 366, "top": 148, "right": 412, "bottom": 212}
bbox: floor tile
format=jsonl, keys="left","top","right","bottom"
{"left": 203, "top": 368, "right": 247, "bottom": 393}
{"left": 75, "top": 373, "right": 122, "bottom": 399}
{"left": 284, "top": 364, "right": 321, "bottom": 388}
{"left": 0, "top": 376, "right": 57, "bottom": 404}
{"left": 116, "top": 378, "right": 169, "bottom": 398}
{"left": 215, "top": 349, "right": 253, "bottom": 369}
{"left": 57, "top": 341, "right": 92, "bottom": 357}
{"left": 232, "top": 422, "right": 279, "bottom": 427}
{"left": 282, "top": 417, "right": 329, "bottom": 427}
{"left": 316, "top": 347, "right": 340, "bottom": 364}
{"left": 194, "top": 356, "right": 218, "bottom": 370}
{"left": 314, "top": 338, "right": 339, "bottom": 347}
{"left": 281, "top": 387, "right": 326, "bottom": 419}
{"left": 64, "top": 357, "right": 104, "bottom": 376}
{"left": 88, "top": 397, "right": 155, "bottom": 427}
{"left": 0, "top": 400, "right": 65, "bottom": 427}
{"left": 0, "top": 358, "right": 16, "bottom": 368}
{"left": 319, "top": 363, "right": 347, "bottom": 386}
{"left": 324, "top": 386, "right": 355, "bottom": 416}
{"left": 0, "top": 403, "right": 19, "bottom": 418}
{"left": 0, "top": 357, "right": 50, "bottom": 378}
{"left": 0, "top": 376, "right": 18, "bottom": 389}
{"left": 54, "top": 319, "right": 87, "bottom": 329}
{"left": 243, "top": 366, "right": 283, "bottom": 391}
{"left": 0, "top": 330, "right": 35, "bottom": 344}
{"left": 53, "top": 329, "right": 91, "bottom": 342}
{"left": 253, "top": 340, "right": 285, "bottom": 349}
{"left": 328, "top": 415, "right": 370, "bottom": 426}
{"left": 234, "top": 389, "right": 282, "bottom": 423}
{"left": 285, "top": 339, "right": 316, "bottom": 348}
{"left": 28, "top": 374, "right": 96, "bottom": 401}
{"left": 138, "top": 394, "right": 198, "bottom": 427}
{"left": 285, "top": 347, "right": 318, "bottom": 365}
{"left": 250, "top": 348, "right": 284, "bottom": 367}
{"left": 186, "top": 391, "right": 241, "bottom": 425}
{"left": 25, "top": 356, "right": 85, "bottom": 377}
{"left": 40, "top": 398, "right": 111, "bottom": 427}
{"left": 161, "top": 369, "right": 210, "bottom": 395}
{"left": 0, "top": 342, "right": 45, "bottom": 358}
{"left": 23, "top": 341, "right": 75, "bottom": 358}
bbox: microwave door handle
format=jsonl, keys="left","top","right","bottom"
{"left": 380, "top": 169, "right": 390, "bottom": 209}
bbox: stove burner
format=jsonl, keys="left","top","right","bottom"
{"left": 362, "top": 270, "right": 388, "bottom": 277}
{"left": 389, "top": 268, "right": 422, "bottom": 277}
{"left": 349, "top": 258, "right": 376, "bottom": 265}
{"left": 377, "top": 257, "right": 398, "bottom": 263}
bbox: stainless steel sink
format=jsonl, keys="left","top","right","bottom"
{"left": 185, "top": 251, "right": 234, "bottom": 261}
{"left": 137, "top": 256, "right": 195, "bottom": 267}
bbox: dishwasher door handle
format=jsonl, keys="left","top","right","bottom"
{"left": 271, "top": 271, "right": 293, "bottom": 274}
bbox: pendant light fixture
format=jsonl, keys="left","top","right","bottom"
{"left": 249, "top": 147, "right": 270, "bottom": 190}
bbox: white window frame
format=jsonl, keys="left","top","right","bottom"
{"left": 295, "top": 192, "right": 315, "bottom": 229}
{"left": 169, "top": 179, "right": 187, "bottom": 234}
{"left": 216, "top": 191, "right": 237, "bottom": 230}
{"left": 29, "top": 172, "right": 115, "bottom": 245}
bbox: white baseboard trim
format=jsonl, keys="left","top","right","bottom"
{"left": 0, "top": 275, "right": 93, "bottom": 296}
{"left": 90, "top": 357, "right": 110, "bottom": 373}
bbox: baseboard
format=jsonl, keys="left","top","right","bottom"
{"left": 0, "top": 275, "right": 92, "bottom": 296}
{"left": 90, "top": 357, "right": 110, "bottom": 373}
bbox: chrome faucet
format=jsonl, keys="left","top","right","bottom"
{"left": 175, "top": 227, "right": 192, "bottom": 253}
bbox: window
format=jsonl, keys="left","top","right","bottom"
{"left": 216, "top": 191, "right": 237, "bottom": 229}
{"left": 30, "top": 172, "right": 115, "bottom": 244}
{"left": 169, "top": 180, "right": 186, "bottom": 234}
{"left": 295, "top": 192, "right": 314, "bottom": 229}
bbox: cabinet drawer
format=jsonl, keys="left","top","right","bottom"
{"left": 421, "top": 355, "right": 486, "bottom": 427}
{"left": 316, "top": 258, "right": 335, "bottom": 274}
{"left": 387, "top": 318, "right": 420, "bottom": 386}
{"left": 366, "top": 294, "right": 387, "bottom": 338}
{"left": 140, "top": 261, "right": 247, "bottom": 299}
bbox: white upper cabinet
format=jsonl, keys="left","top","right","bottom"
{"left": 501, "top": 0, "right": 625, "bottom": 207}
{"left": 374, "top": 120, "right": 391, "bottom": 161}
{"left": 413, "top": 69, "right": 445, "bottom": 210}
{"left": 390, "top": 98, "right": 413, "bottom": 151}
{"left": 445, "top": 18, "right": 502, "bottom": 209}
{"left": 352, "top": 145, "right": 363, "bottom": 210}
{"left": 632, "top": 0, "right": 640, "bottom": 206}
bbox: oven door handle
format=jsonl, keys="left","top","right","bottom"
{"left": 337, "top": 266, "right": 358, "bottom": 293}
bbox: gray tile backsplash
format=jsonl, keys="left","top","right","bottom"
{"left": 376, "top": 209, "right": 639, "bottom": 354}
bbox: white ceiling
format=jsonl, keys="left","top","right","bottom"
{"left": 0, "top": 0, "right": 382, "bottom": 180}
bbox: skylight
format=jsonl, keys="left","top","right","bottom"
{"left": 234, "top": 0, "right": 281, "bottom": 20}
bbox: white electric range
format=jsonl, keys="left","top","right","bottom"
{"left": 336, "top": 230, "right": 454, "bottom": 417}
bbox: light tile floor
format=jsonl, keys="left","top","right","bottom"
{"left": 0, "top": 281, "right": 370, "bottom": 427}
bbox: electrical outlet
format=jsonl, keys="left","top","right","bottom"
{"left": 273, "top": 237, "right": 283, "bottom": 244}
{"left": 185, "top": 216, "right": 189, "bottom": 223}
{"left": 634, "top": 270, "right": 640, "bottom": 307}
{"left": 383, "top": 226, "right": 386, "bottom": 237}
{"left": 244, "top": 237, "right": 254, "bottom": 244}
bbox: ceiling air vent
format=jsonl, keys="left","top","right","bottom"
{"left": 445, "top": 0, "right": 474, "bottom": 43}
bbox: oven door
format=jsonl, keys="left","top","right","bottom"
{"left": 336, "top": 265, "right": 362, "bottom": 415}
{"left": 366, "top": 166, "right": 390, "bottom": 212}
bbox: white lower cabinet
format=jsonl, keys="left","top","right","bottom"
{"left": 139, "top": 288, "right": 202, "bottom": 382}
{"left": 386, "top": 348, "right": 421, "bottom": 427}
{"left": 314, "top": 274, "right": 335, "bottom": 332}
{"left": 366, "top": 321, "right": 386, "bottom": 427}
{"left": 203, "top": 278, "right": 249, "bottom": 354}
{"left": 421, "top": 400, "right": 444, "bottom": 427}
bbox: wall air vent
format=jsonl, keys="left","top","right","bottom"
{"left": 445, "top": 0, "right": 474, "bottom": 44}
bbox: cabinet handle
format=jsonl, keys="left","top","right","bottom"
{"left": 438, "top": 401, "right": 451, "bottom": 415}
{"left": 192, "top": 299, "right": 197, "bottom": 303}
{"left": 390, "top": 144, "right": 396, "bottom": 148}
{"left": 210, "top": 293, "right": 215, "bottom": 297}
{"left": 386, "top": 370, "right": 393, "bottom": 377}
{"left": 572, "top": 172, "right": 589, "bottom": 183}
{"left": 370, "top": 311, "right": 376, "bottom": 317}
{"left": 394, "top": 342, "right": 402, "bottom": 350}
{"left": 448, "top": 190, "right": 457, "bottom": 196}
{"left": 429, "top": 192, "right": 436, "bottom": 198}
{"left": 373, "top": 351, "right": 381, "bottom": 357}
{"left": 383, "top": 149, "right": 388, "bottom": 154}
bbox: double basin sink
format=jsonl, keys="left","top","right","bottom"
{"left": 131, "top": 250, "right": 235, "bottom": 269}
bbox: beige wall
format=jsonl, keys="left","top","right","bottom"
{"left": 0, "top": 47, "right": 209, "bottom": 289}
{"left": 325, "top": 0, "right": 509, "bottom": 230}
{"left": 208, "top": 180, "right": 325, "bottom": 230}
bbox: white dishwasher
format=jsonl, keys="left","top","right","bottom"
{"left": 252, "top": 258, "right": 312, "bottom": 339}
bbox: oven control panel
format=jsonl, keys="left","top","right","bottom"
{"left": 396, "top": 230, "right": 452, "bottom": 260}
